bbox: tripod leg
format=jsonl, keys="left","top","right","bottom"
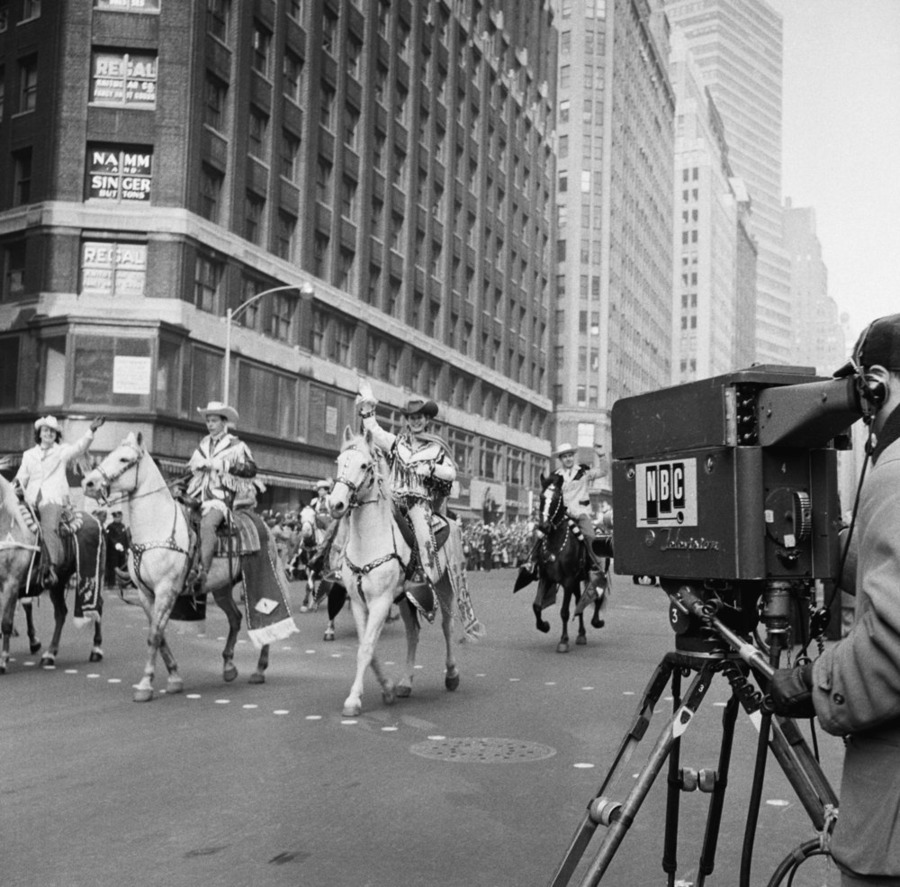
{"left": 573, "top": 660, "right": 719, "bottom": 887}
{"left": 697, "top": 692, "right": 740, "bottom": 884}
{"left": 549, "top": 655, "right": 677, "bottom": 887}
{"left": 662, "top": 668, "right": 684, "bottom": 883}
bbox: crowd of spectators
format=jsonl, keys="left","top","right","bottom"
{"left": 460, "top": 518, "right": 536, "bottom": 572}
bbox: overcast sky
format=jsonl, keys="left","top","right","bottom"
{"left": 772, "top": 0, "right": 900, "bottom": 342}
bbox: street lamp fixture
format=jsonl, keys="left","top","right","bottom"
{"left": 223, "top": 282, "right": 312, "bottom": 405}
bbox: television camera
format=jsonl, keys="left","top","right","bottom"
{"left": 551, "top": 366, "right": 864, "bottom": 887}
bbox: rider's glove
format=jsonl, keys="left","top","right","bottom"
{"left": 768, "top": 661, "right": 815, "bottom": 719}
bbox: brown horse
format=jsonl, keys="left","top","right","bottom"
{"left": 0, "top": 475, "right": 104, "bottom": 674}
{"left": 82, "top": 432, "right": 296, "bottom": 702}
{"left": 529, "top": 472, "right": 607, "bottom": 653}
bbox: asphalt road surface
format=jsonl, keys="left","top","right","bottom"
{"left": 3, "top": 567, "right": 845, "bottom": 887}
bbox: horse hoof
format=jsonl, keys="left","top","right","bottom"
{"left": 536, "top": 621, "right": 550, "bottom": 634}
{"left": 167, "top": 677, "right": 184, "bottom": 695}
{"left": 248, "top": 673, "right": 265, "bottom": 685}
{"left": 133, "top": 687, "right": 154, "bottom": 702}
{"left": 445, "top": 670, "right": 460, "bottom": 691}
{"left": 383, "top": 685, "right": 396, "bottom": 706}
{"left": 223, "top": 665, "right": 238, "bottom": 682}
{"left": 40, "top": 655, "right": 56, "bottom": 668}
{"left": 396, "top": 684, "right": 412, "bottom": 698}
{"left": 299, "top": 605, "right": 310, "bottom": 613}
{"left": 592, "top": 617, "right": 605, "bottom": 629}
{"left": 89, "top": 648, "right": 104, "bottom": 662}
{"left": 323, "top": 629, "right": 335, "bottom": 642}
{"left": 342, "top": 701, "right": 361, "bottom": 717}
{"left": 556, "top": 642, "right": 570, "bottom": 654}
{"left": 30, "top": 641, "right": 42, "bottom": 654}
{"left": 576, "top": 635, "right": 587, "bottom": 646}
{"left": 0, "top": 663, "right": 7, "bottom": 675}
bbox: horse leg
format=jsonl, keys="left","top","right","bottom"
{"left": 89, "top": 596, "right": 104, "bottom": 662}
{"left": 342, "top": 590, "right": 395, "bottom": 717}
{"left": 133, "top": 586, "right": 180, "bottom": 702}
{"left": 533, "top": 579, "right": 551, "bottom": 634}
{"left": 323, "top": 617, "right": 336, "bottom": 642}
{"left": 22, "top": 599, "right": 41, "bottom": 654}
{"left": 0, "top": 583, "right": 17, "bottom": 673}
{"left": 212, "top": 582, "right": 242, "bottom": 683}
{"left": 396, "top": 598, "right": 420, "bottom": 698}
{"left": 557, "top": 587, "right": 572, "bottom": 654}
{"left": 40, "top": 582, "right": 68, "bottom": 667}
{"left": 439, "top": 576, "right": 459, "bottom": 691}
{"left": 249, "top": 644, "right": 270, "bottom": 684}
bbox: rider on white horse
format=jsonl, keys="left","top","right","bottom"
{"left": 355, "top": 383, "right": 457, "bottom": 619}
{"left": 186, "top": 401, "right": 261, "bottom": 591}
{"left": 14, "top": 414, "right": 106, "bottom": 588}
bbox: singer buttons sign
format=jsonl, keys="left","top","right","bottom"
{"left": 636, "top": 459, "right": 698, "bottom": 527}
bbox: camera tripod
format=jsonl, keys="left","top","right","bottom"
{"left": 549, "top": 582, "right": 840, "bottom": 887}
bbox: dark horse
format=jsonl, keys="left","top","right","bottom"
{"left": 0, "top": 475, "right": 105, "bottom": 674}
{"left": 526, "top": 473, "right": 607, "bottom": 653}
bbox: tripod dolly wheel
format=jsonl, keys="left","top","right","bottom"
{"left": 588, "top": 797, "right": 622, "bottom": 827}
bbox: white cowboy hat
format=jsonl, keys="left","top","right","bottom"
{"left": 197, "top": 401, "right": 239, "bottom": 423}
{"left": 554, "top": 442, "right": 577, "bottom": 457}
{"left": 315, "top": 478, "right": 333, "bottom": 490}
{"left": 34, "top": 416, "right": 62, "bottom": 434}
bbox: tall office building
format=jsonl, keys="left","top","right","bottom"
{"left": 666, "top": 0, "right": 792, "bottom": 365}
{"left": 0, "top": 0, "right": 557, "bottom": 520}
{"left": 670, "top": 29, "right": 753, "bottom": 382}
{"left": 553, "top": 0, "right": 674, "bottom": 483}
{"left": 783, "top": 199, "right": 845, "bottom": 376}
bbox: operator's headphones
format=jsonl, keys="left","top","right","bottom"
{"left": 849, "top": 320, "right": 888, "bottom": 411}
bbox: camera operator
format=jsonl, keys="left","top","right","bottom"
{"left": 770, "top": 313, "right": 900, "bottom": 886}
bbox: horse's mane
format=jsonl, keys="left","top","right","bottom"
{"left": 0, "top": 474, "right": 31, "bottom": 537}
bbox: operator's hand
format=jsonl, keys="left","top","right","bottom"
{"left": 768, "top": 661, "right": 815, "bottom": 719}
{"left": 89, "top": 416, "right": 106, "bottom": 433}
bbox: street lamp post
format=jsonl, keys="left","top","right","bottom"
{"left": 223, "top": 282, "right": 311, "bottom": 405}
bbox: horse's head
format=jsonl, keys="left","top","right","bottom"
{"left": 298, "top": 504, "right": 318, "bottom": 544}
{"left": 538, "top": 472, "right": 565, "bottom": 533}
{"left": 83, "top": 432, "right": 146, "bottom": 503}
{"left": 329, "top": 426, "right": 380, "bottom": 519}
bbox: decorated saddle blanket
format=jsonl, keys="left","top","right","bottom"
{"left": 235, "top": 510, "right": 298, "bottom": 649}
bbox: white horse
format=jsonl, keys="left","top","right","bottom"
{"left": 82, "top": 432, "right": 284, "bottom": 702}
{"left": 328, "top": 427, "right": 462, "bottom": 717}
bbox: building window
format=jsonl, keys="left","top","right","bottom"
{"left": 81, "top": 241, "right": 147, "bottom": 298}
{"left": 279, "top": 130, "right": 300, "bottom": 182}
{"left": 251, "top": 23, "right": 272, "bottom": 78}
{"left": 245, "top": 193, "right": 265, "bottom": 244}
{"left": 21, "top": 0, "right": 40, "bottom": 21}
{"left": 1, "top": 238, "right": 26, "bottom": 302}
{"left": 194, "top": 255, "right": 223, "bottom": 314}
{"left": 0, "top": 334, "right": 20, "bottom": 408}
{"left": 337, "top": 248, "right": 355, "bottom": 290}
{"left": 269, "top": 290, "right": 295, "bottom": 343}
{"left": 207, "top": 0, "right": 231, "bottom": 42}
{"left": 72, "top": 334, "right": 152, "bottom": 410}
{"left": 316, "top": 157, "right": 333, "bottom": 203}
{"left": 19, "top": 54, "right": 38, "bottom": 113}
{"left": 248, "top": 108, "right": 269, "bottom": 159}
{"left": 283, "top": 50, "right": 303, "bottom": 104}
{"left": 286, "top": 0, "right": 304, "bottom": 23}
{"left": 199, "top": 164, "right": 223, "bottom": 223}
{"left": 322, "top": 6, "right": 339, "bottom": 56}
{"left": 346, "top": 35, "right": 362, "bottom": 80}
{"left": 204, "top": 74, "right": 228, "bottom": 131}
{"left": 313, "top": 233, "right": 330, "bottom": 277}
{"left": 273, "top": 211, "right": 296, "bottom": 261}
{"left": 12, "top": 148, "right": 32, "bottom": 205}
{"left": 320, "top": 82, "right": 335, "bottom": 129}
{"left": 343, "top": 105, "right": 360, "bottom": 150}
{"left": 340, "top": 177, "right": 357, "bottom": 221}
{"left": 87, "top": 145, "right": 152, "bottom": 202}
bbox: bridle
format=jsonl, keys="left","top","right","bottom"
{"left": 334, "top": 443, "right": 381, "bottom": 509}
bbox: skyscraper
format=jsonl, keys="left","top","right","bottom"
{"left": 553, "top": 0, "right": 674, "bottom": 473}
{"left": 666, "top": 0, "right": 791, "bottom": 365}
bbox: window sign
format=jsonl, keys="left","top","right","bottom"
{"left": 91, "top": 52, "right": 157, "bottom": 107}
{"left": 94, "top": 0, "right": 161, "bottom": 11}
{"left": 113, "top": 356, "right": 152, "bottom": 395}
{"left": 81, "top": 241, "right": 147, "bottom": 297}
{"left": 87, "top": 147, "right": 153, "bottom": 201}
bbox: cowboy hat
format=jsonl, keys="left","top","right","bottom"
{"left": 554, "top": 442, "right": 577, "bottom": 457}
{"left": 197, "top": 401, "right": 239, "bottom": 423}
{"left": 316, "top": 478, "right": 333, "bottom": 490}
{"left": 34, "top": 416, "right": 62, "bottom": 434}
{"left": 403, "top": 397, "right": 439, "bottom": 419}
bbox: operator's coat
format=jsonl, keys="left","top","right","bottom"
{"left": 811, "top": 408, "right": 900, "bottom": 877}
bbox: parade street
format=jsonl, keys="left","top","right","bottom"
{"left": 3, "top": 569, "right": 845, "bottom": 887}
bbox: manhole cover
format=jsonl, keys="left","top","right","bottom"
{"left": 409, "top": 736, "right": 556, "bottom": 764}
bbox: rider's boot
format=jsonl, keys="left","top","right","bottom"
{"left": 405, "top": 570, "right": 436, "bottom": 623}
